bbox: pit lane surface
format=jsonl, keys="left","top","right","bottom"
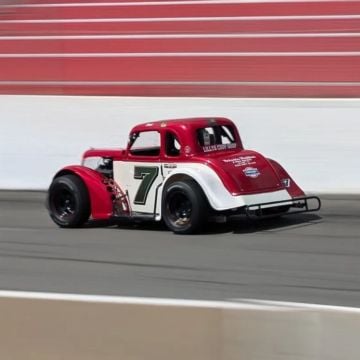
{"left": 0, "top": 191, "right": 359, "bottom": 307}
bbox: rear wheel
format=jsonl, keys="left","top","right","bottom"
{"left": 162, "top": 180, "right": 208, "bottom": 234}
{"left": 48, "top": 174, "right": 90, "bottom": 228}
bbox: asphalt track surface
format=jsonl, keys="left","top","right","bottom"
{"left": 0, "top": 191, "right": 359, "bottom": 307}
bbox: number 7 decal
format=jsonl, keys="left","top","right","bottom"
{"left": 133, "top": 166, "right": 159, "bottom": 205}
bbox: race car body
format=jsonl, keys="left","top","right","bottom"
{"left": 47, "top": 117, "right": 320, "bottom": 234}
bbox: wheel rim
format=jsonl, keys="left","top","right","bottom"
{"left": 52, "top": 188, "right": 76, "bottom": 220}
{"left": 167, "top": 191, "right": 192, "bottom": 227}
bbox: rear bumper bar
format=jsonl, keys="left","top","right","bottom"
{"left": 244, "top": 196, "right": 321, "bottom": 218}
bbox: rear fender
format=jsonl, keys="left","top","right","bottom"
{"left": 267, "top": 159, "right": 304, "bottom": 197}
{"left": 53, "top": 165, "right": 113, "bottom": 220}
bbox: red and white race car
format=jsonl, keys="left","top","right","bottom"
{"left": 47, "top": 117, "right": 320, "bottom": 234}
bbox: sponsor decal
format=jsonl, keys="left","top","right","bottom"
{"left": 243, "top": 167, "right": 260, "bottom": 178}
{"left": 164, "top": 163, "right": 177, "bottom": 169}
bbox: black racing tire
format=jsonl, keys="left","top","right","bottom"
{"left": 162, "top": 180, "right": 208, "bottom": 234}
{"left": 47, "top": 174, "right": 90, "bottom": 228}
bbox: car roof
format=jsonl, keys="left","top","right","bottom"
{"left": 130, "top": 117, "right": 235, "bottom": 133}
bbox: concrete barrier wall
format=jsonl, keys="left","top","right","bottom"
{"left": 1, "top": 95, "right": 359, "bottom": 193}
{"left": 1, "top": 292, "right": 360, "bottom": 360}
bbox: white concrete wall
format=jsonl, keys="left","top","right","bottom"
{"left": 1, "top": 95, "right": 359, "bottom": 192}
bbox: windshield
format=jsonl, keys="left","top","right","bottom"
{"left": 196, "top": 125, "right": 237, "bottom": 153}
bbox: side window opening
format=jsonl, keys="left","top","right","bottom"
{"left": 129, "top": 131, "right": 160, "bottom": 156}
{"left": 165, "top": 132, "right": 181, "bottom": 157}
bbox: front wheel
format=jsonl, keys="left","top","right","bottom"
{"left": 47, "top": 174, "right": 90, "bottom": 228}
{"left": 162, "top": 180, "right": 208, "bottom": 234}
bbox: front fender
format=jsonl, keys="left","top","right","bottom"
{"left": 53, "top": 165, "right": 113, "bottom": 220}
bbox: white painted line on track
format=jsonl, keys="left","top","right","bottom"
{"left": 1, "top": 290, "right": 360, "bottom": 312}
{"left": 0, "top": 51, "right": 359, "bottom": 57}
{"left": 1, "top": 32, "right": 360, "bottom": 40}
{"left": 2, "top": 14, "right": 360, "bottom": 23}
{"left": 0, "top": 290, "right": 273, "bottom": 309}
